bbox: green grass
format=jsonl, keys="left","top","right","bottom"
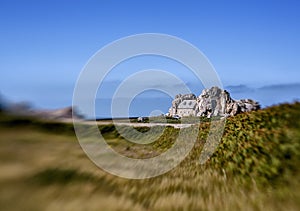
{"left": 0, "top": 103, "right": 299, "bottom": 210}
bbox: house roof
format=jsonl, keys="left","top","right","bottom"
{"left": 177, "top": 100, "right": 197, "bottom": 109}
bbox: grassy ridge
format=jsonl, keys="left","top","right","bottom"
{"left": 0, "top": 103, "right": 299, "bottom": 210}
{"left": 210, "top": 103, "right": 300, "bottom": 185}
{"left": 0, "top": 113, "right": 75, "bottom": 135}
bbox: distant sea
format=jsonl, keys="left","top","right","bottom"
{"left": 95, "top": 97, "right": 173, "bottom": 118}
{"left": 226, "top": 83, "right": 300, "bottom": 108}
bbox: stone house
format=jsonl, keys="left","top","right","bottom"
{"left": 176, "top": 100, "right": 198, "bottom": 117}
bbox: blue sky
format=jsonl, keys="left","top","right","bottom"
{"left": 0, "top": 0, "right": 300, "bottom": 117}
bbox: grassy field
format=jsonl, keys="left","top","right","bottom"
{"left": 0, "top": 103, "right": 299, "bottom": 210}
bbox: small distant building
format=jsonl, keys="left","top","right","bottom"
{"left": 176, "top": 100, "right": 197, "bottom": 117}
{"left": 137, "top": 117, "right": 146, "bottom": 122}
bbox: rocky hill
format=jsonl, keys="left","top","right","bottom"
{"left": 168, "top": 86, "right": 260, "bottom": 118}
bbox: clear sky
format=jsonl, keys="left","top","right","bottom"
{"left": 0, "top": 0, "right": 300, "bottom": 116}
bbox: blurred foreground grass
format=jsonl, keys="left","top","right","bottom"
{"left": 0, "top": 103, "right": 299, "bottom": 210}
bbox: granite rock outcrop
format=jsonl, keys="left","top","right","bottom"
{"left": 168, "top": 87, "right": 260, "bottom": 118}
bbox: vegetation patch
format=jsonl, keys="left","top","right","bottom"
{"left": 29, "top": 168, "right": 95, "bottom": 185}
